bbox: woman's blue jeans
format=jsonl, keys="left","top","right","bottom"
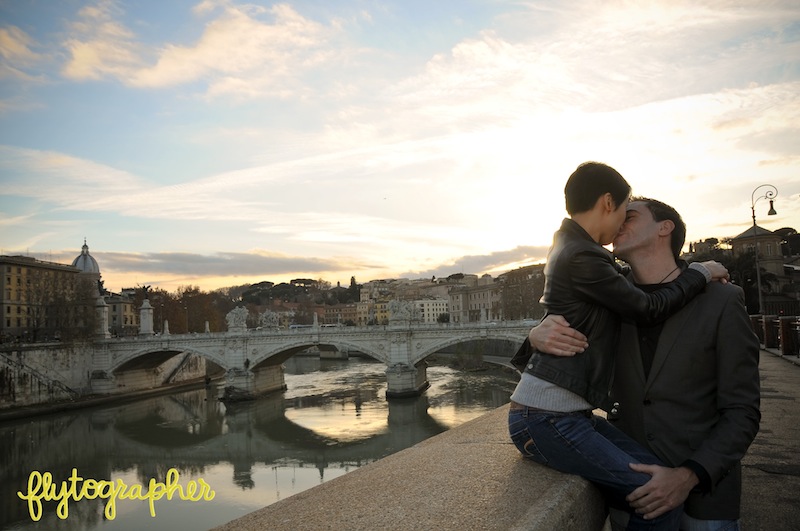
{"left": 508, "top": 405, "right": 682, "bottom": 531}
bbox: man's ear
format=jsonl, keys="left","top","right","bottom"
{"left": 659, "top": 219, "right": 675, "bottom": 236}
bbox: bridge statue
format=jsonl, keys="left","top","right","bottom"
{"left": 258, "top": 310, "right": 280, "bottom": 329}
{"left": 388, "top": 300, "right": 420, "bottom": 323}
{"left": 226, "top": 307, "right": 249, "bottom": 333}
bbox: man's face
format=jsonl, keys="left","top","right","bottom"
{"left": 612, "top": 201, "right": 660, "bottom": 261}
{"left": 598, "top": 196, "right": 630, "bottom": 246}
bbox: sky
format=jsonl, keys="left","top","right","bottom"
{"left": 1, "top": 0, "right": 799, "bottom": 293}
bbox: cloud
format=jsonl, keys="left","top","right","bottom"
{"left": 60, "top": 0, "right": 348, "bottom": 100}
{"left": 0, "top": 25, "right": 49, "bottom": 83}
{"left": 90, "top": 245, "right": 551, "bottom": 287}
{"left": 0, "top": 25, "right": 42, "bottom": 63}
{"left": 404, "top": 245, "right": 551, "bottom": 279}
{"left": 93, "top": 250, "right": 359, "bottom": 277}
{"left": 0, "top": 211, "right": 35, "bottom": 227}
{"left": 391, "top": 1, "right": 800, "bottom": 123}
{"left": 0, "top": 145, "right": 143, "bottom": 202}
{"left": 61, "top": 0, "right": 144, "bottom": 80}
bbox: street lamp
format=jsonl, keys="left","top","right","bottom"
{"left": 750, "top": 184, "right": 778, "bottom": 315}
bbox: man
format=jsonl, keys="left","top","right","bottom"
{"left": 530, "top": 198, "right": 761, "bottom": 530}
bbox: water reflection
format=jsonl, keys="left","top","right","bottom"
{"left": 0, "top": 356, "right": 517, "bottom": 531}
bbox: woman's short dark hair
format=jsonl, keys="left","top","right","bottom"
{"left": 564, "top": 162, "right": 631, "bottom": 215}
{"left": 632, "top": 196, "right": 687, "bottom": 261}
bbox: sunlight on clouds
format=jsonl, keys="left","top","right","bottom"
{"left": 571, "top": 83, "right": 800, "bottom": 247}
{"left": 0, "top": 26, "right": 42, "bottom": 66}
{"left": 0, "top": 146, "right": 142, "bottom": 193}
{"left": 1, "top": 232, "right": 57, "bottom": 252}
{"left": 252, "top": 212, "right": 492, "bottom": 271}
{"left": 0, "top": 212, "right": 35, "bottom": 228}
{"left": 61, "top": 0, "right": 143, "bottom": 80}
{"left": 259, "top": 211, "right": 477, "bottom": 246}
{"left": 58, "top": 0, "right": 345, "bottom": 98}
{"left": 131, "top": 3, "right": 339, "bottom": 96}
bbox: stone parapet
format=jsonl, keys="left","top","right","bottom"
{"left": 213, "top": 405, "right": 606, "bottom": 531}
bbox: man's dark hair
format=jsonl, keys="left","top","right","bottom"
{"left": 632, "top": 196, "right": 687, "bottom": 261}
{"left": 564, "top": 162, "right": 631, "bottom": 215}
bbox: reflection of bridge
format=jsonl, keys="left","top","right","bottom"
{"left": 0, "top": 385, "right": 454, "bottom": 530}
{"left": 111, "top": 388, "right": 451, "bottom": 480}
{"left": 91, "top": 321, "right": 531, "bottom": 399}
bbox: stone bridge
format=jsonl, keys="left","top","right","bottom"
{"left": 91, "top": 320, "right": 532, "bottom": 399}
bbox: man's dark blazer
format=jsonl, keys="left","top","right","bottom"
{"left": 609, "top": 281, "right": 761, "bottom": 520}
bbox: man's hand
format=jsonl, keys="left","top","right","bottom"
{"left": 700, "top": 260, "right": 730, "bottom": 284}
{"left": 626, "top": 464, "right": 698, "bottom": 520}
{"left": 528, "top": 315, "right": 588, "bottom": 356}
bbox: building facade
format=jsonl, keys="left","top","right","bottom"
{"left": 730, "top": 225, "right": 799, "bottom": 315}
{"left": 1, "top": 255, "right": 83, "bottom": 342}
{"left": 414, "top": 298, "right": 449, "bottom": 324}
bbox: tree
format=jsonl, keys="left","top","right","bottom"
{"left": 501, "top": 265, "right": 545, "bottom": 320}
{"left": 292, "top": 297, "right": 316, "bottom": 325}
{"left": 59, "top": 277, "right": 98, "bottom": 342}
{"left": 347, "top": 276, "right": 361, "bottom": 303}
{"left": 691, "top": 244, "right": 778, "bottom": 314}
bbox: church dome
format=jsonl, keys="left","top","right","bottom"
{"left": 72, "top": 240, "right": 100, "bottom": 274}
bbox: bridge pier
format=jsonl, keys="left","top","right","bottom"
{"left": 220, "top": 365, "right": 287, "bottom": 402}
{"left": 385, "top": 362, "right": 429, "bottom": 399}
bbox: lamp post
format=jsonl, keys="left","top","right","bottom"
{"left": 750, "top": 184, "right": 778, "bottom": 315}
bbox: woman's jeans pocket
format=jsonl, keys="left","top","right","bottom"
{"left": 508, "top": 410, "right": 548, "bottom": 465}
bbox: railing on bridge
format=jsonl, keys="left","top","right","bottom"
{"left": 751, "top": 314, "right": 800, "bottom": 357}
{"left": 99, "top": 319, "right": 539, "bottom": 342}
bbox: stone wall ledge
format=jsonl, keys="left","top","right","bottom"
{"left": 214, "top": 405, "right": 606, "bottom": 531}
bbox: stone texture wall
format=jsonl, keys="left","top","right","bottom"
{"left": 0, "top": 344, "right": 209, "bottom": 410}
{"left": 0, "top": 344, "right": 91, "bottom": 408}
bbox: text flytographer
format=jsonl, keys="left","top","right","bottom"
{"left": 17, "top": 467, "right": 216, "bottom": 521}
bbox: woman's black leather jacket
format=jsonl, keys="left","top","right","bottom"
{"left": 515, "top": 218, "right": 707, "bottom": 411}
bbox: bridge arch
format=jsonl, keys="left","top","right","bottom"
{"left": 249, "top": 339, "right": 389, "bottom": 368}
{"left": 108, "top": 345, "right": 231, "bottom": 374}
{"left": 408, "top": 330, "right": 526, "bottom": 366}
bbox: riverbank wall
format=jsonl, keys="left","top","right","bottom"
{"left": 0, "top": 343, "right": 210, "bottom": 412}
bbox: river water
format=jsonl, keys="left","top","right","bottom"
{"left": 0, "top": 355, "right": 518, "bottom": 531}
